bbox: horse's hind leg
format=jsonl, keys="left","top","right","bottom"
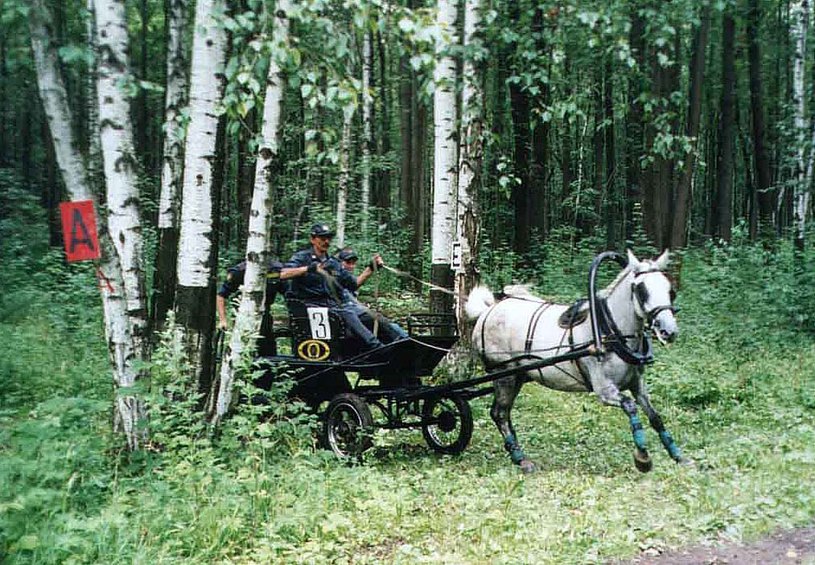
{"left": 491, "top": 376, "right": 536, "bottom": 473}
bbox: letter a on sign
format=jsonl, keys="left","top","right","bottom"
{"left": 60, "top": 200, "right": 101, "bottom": 262}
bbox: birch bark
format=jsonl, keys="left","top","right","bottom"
{"left": 336, "top": 108, "right": 354, "bottom": 249}
{"left": 30, "top": 0, "right": 144, "bottom": 449}
{"left": 152, "top": 0, "right": 189, "bottom": 331}
{"left": 361, "top": 27, "right": 373, "bottom": 236}
{"left": 214, "top": 0, "right": 291, "bottom": 421}
{"left": 175, "top": 0, "right": 228, "bottom": 393}
{"left": 430, "top": 0, "right": 458, "bottom": 316}
{"left": 791, "top": 0, "right": 809, "bottom": 253}
{"left": 95, "top": 0, "right": 148, "bottom": 349}
{"left": 454, "top": 0, "right": 481, "bottom": 341}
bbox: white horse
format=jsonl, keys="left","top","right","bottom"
{"left": 465, "top": 250, "right": 684, "bottom": 473}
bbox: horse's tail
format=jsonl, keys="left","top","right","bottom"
{"left": 465, "top": 286, "right": 495, "bottom": 321}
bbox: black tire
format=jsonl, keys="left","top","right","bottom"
{"left": 322, "top": 393, "right": 374, "bottom": 458}
{"left": 421, "top": 394, "right": 473, "bottom": 455}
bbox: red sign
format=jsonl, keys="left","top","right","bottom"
{"left": 60, "top": 200, "right": 101, "bottom": 262}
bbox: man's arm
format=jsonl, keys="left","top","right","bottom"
{"left": 216, "top": 294, "right": 228, "bottom": 330}
{"left": 356, "top": 253, "right": 384, "bottom": 287}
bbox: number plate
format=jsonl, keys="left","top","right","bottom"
{"left": 307, "top": 307, "right": 331, "bottom": 339}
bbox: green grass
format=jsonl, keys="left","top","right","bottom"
{"left": 2, "top": 196, "right": 815, "bottom": 564}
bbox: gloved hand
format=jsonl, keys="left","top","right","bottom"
{"left": 307, "top": 261, "right": 320, "bottom": 274}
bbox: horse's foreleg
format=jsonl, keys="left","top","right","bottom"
{"left": 620, "top": 395, "right": 652, "bottom": 472}
{"left": 491, "top": 376, "right": 535, "bottom": 473}
{"left": 589, "top": 367, "right": 651, "bottom": 472}
{"left": 633, "top": 378, "right": 684, "bottom": 463}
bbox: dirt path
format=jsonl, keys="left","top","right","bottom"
{"left": 619, "top": 527, "right": 815, "bottom": 564}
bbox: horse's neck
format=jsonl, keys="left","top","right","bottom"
{"left": 605, "top": 271, "right": 640, "bottom": 335}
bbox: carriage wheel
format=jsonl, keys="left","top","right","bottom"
{"left": 421, "top": 394, "right": 473, "bottom": 455}
{"left": 322, "top": 393, "right": 374, "bottom": 458}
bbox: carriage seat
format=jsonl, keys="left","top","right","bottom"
{"left": 558, "top": 298, "right": 589, "bottom": 329}
{"left": 285, "top": 298, "right": 355, "bottom": 361}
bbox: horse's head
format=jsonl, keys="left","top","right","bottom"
{"left": 627, "top": 250, "right": 678, "bottom": 344}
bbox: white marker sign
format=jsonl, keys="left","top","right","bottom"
{"left": 307, "top": 307, "right": 331, "bottom": 339}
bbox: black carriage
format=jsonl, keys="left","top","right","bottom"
{"left": 253, "top": 300, "right": 474, "bottom": 458}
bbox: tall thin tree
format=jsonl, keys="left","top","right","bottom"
{"left": 175, "top": 0, "right": 229, "bottom": 393}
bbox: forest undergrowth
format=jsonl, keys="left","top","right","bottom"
{"left": 2, "top": 176, "right": 815, "bottom": 563}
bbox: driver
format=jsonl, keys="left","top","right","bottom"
{"left": 281, "top": 223, "right": 384, "bottom": 351}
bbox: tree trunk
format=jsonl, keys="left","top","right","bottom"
{"left": 625, "top": 6, "right": 646, "bottom": 240}
{"left": 95, "top": 0, "right": 148, "bottom": 350}
{"left": 214, "top": 0, "right": 290, "bottom": 421}
{"left": 336, "top": 108, "right": 353, "bottom": 248}
{"left": 375, "top": 29, "right": 392, "bottom": 214}
{"left": 747, "top": 0, "right": 775, "bottom": 237}
{"left": 604, "top": 52, "right": 617, "bottom": 248}
{"left": 152, "top": 0, "right": 188, "bottom": 334}
{"left": 175, "top": 0, "right": 228, "bottom": 394}
{"left": 671, "top": 5, "right": 710, "bottom": 249}
{"left": 31, "top": 0, "right": 145, "bottom": 450}
{"left": 430, "top": 0, "right": 458, "bottom": 317}
{"left": 716, "top": 10, "right": 736, "bottom": 242}
{"left": 361, "top": 27, "right": 373, "bottom": 236}
{"left": 791, "top": 0, "right": 809, "bottom": 254}
{"left": 455, "top": 0, "right": 482, "bottom": 341}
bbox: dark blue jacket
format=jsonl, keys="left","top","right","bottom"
{"left": 218, "top": 259, "right": 285, "bottom": 300}
{"left": 284, "top": 249, "right": 357, "bottom": 303}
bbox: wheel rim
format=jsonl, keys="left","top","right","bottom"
{"left": 327, "top": 403, "right": 366, "bottom": 456}
{"left": 425, "top": 398, "right": 462, "bottom": 447}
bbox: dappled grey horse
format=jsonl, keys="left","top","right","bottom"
{"left": 465, "top": 250, "right": 685, "bottom": 473}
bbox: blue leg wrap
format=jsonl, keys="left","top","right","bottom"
{"left": 504, "top": 434, "right": 526, "bottom": 465}
{"left": 629, "top": 415, "right": 647, "bottom": 451}
{"left": 659, "top": 430, "right": 682, "bottom": 460}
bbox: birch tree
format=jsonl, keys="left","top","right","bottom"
{"left": 430, "top": 0, "right": 458, "bottom": 316}
{"left": 361, "top": 26, "right": 373, "bottom": 236}
{"left": 30, "top": 0, "right": 144, "bottom": 449}
{"left": 175, "top": 0, "right": 228, "bottom": 393}
{"left": 95, "top": 0, "right": 148, "bottom": 349}
{"left": 152, "top": 0, "right": 189, "bottom": 332}
{"left": 336, "top": 107, "right": 354, "bottom": 248}
{"left": 454, "top": 0, "right": 482, "bottom": 341}
{"left": 214, "top": 0, "right": 291, "bottom": 421}
{"left": 791, "top": 0, "right": 809, "bottom": 253}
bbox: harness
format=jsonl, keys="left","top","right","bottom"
{"left": 477, "top": 255, "right": 678, "bottom": 389}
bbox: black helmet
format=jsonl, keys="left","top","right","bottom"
{"left": 310, "top": 223, "right": 334, "bottom": 238}
{"left": 337, "top": 248, "right": 358, "bottom": 262}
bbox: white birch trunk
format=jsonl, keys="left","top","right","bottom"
{"left": 159, "top": 0, "right": 189, "bottom": 231}
{"left": 95, "top": 0, "right": 148, "bottom": 347}
{"left": 430, "top": 0, "right": 459, "bottom": 315}
{"left": 214, "top": 0, "right": 291, "bottom": 421}
{"left": 431, "top": 0, "right": 458, "bottom": 267}
{"left": 175, "top": 0, "right": 228, "bottom": 390}
{"left": 361, "top": 28, "right": 373, "bottom": 236}
{"left": 792, "top": 0, "right": 810, "bottom": 249}
{"left": 454, "top": 0, "right": 482, "bottom": 340}
{"left": 30, "top": 0, "right": 144, "bottom": 450}
{"left": 152, "top": 0, "right": 189, "bottom": 331}
{"left": 336, "top": 108, "right": 354, "bottom": 248}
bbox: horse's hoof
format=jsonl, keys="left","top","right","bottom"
{"left": 676, "top": 456, "right": 694, "bottom": 468}
{"left": 519, "top": 459, "right": 537, "bottom": 474}
{"left": 633, "top": 449, "right": 652, "bottom": 473}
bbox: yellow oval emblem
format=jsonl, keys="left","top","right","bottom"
{"left": 297, "top": 339, "right": 331, "bottom": 361}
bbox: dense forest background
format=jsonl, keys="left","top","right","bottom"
{"left": 2, "top": 0, "right": 815, "bottom": 562}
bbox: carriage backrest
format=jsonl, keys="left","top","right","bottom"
{"left": 285, "top": 299, "right": 348, "bottom": 361}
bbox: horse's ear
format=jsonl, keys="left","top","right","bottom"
{"left": 654, "top": 249, "right": 670, "bottom": 270}
{"left": 626, "top": 249, "right": 641, "bottom": 270}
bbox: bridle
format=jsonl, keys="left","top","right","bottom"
{"left": 631, "top": 269, "right": 679, "bottom": 338}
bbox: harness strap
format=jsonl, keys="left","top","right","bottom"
{"left": 568, "top": 323, "right": 594, "bottom": 392}
{"left": 597, "top": 298, "right": 654, "bottom": 366}
{"left": 479, "top": 302, "right": 499, "bottom": 369}
{"left": 524, "top": 302, "right": 552, "bottom": 354}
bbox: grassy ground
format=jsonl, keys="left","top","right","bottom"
{"left": 2, "top": 203, "right": 815, "bottom": 563}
